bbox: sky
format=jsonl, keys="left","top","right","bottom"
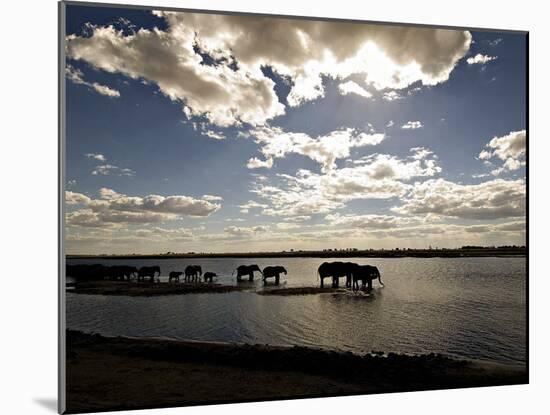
{"left": 64, "top": 4, "right": 527, "bottom": 255}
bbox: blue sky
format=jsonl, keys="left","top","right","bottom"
{"left": 64, "top": 4, "right": 526, "bottom": 254}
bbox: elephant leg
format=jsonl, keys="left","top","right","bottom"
{"left": 249, "top": 274, "right": 253, "bottom": 281}
{"left": 275, "top": 275, "right": 280, "bottom": 285}
{"left": 367, "top": 279, "right": 373, "bottom": 291}
{"left": 320, "top": 277, "right": 324, "bottom": 288}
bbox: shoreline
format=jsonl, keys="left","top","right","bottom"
{"left": 65, "top": 330, "right": 527, "bottom": 413}
{"left": 66, "top": 247, "right": 526, "bottom": 260}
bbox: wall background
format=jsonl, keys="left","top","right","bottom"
{"left": 0, "top": 0, "right": 545, "bottom": 413}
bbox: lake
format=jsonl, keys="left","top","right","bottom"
{"left": 66, "top": 256, "right": 526, "bottom": 365}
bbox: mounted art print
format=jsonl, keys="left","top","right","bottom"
{"left": 59, "top": 1, "right": 528, "bottom": 413}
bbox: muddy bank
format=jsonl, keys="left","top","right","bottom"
{"left": 65, "top": 330, "right": 527, "bottom": 413}
{"left": 69, "top": 281, "right": 247, "bottom": 297}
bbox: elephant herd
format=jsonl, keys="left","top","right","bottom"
{"left": 232, "top": 265, "right": 288, "bottom": 284}
{"left": 168, "top": 266, "right": 218, "bottom": 283}
{"left": 318, "top": 261, "right": 383, "bottom": 291}
{"left": 66, "top": 264, "right": 155, "bottom": 282}
{"left": 67, "top": 262, "right": 383, "bottom": 291}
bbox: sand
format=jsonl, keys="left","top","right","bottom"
{"left": 64, "top": 330, "right": 527, "bottom": 414}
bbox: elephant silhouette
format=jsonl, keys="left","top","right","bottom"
{"left": 262, "top": 266, "right": 287, "bottom": 285}
{"left": 107, "top": 265, "right": 138, "bottom": 281}
{"left": 203, "top": 272, "right": 217, "bottom": 282}
{"left": 351, "top": 264, "right": 383, "bottom": 291}
{"left": 318, "top": 261, "right": 357, "bottom": 288}
{"left": 137, "top": 266, "right": 161, "bottom": 282}
{"left": 233, "top": 265, "right": 262, "bottom": 282}
{"left": 169, "top": 271, "right": 183, "bottom": 282}
{"left": 185, "top": 265, "right": 202, "bottom": 282}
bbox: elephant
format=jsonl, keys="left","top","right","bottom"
{"left": 318, "top": 261, "right": 357, "bottom": 288}
{"left": 169, "top": 271, "right": 183, "bottom": 282}
{"left": 108, "top": 265, "right": 138, "bottom": 281}
{"left": 233, "top": 265, "right": 262, "bottom": 282}
{"left": 66, "top": 264, "right": 108, "bottom": 281}
{"left": 262, "top": 266, "right": 287, "bottom": 285}
{"left": 351, "top": 264, "right": 383, "bottom": 292}
{"left": 185, "top": 265, "right": 202, "bottom": 282}
{"left": 137, "top": 266, "right": 161, "bottom": 282}
{"left": 203, "top": 272, "right": 217, "bottom": 282}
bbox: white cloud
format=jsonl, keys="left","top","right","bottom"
{"left": 91, "top": 82, "right": 121, "bottom": 97}
{"left": 135, "top": 227, "right": 194, "bottom": 240}
{"left": 251, "top": 148, "right": 441, "bottom": 217}
{"left": 91, "top": 164, "right": 136, "bottom": 176}
{"left": 478, "top": 130, "right": 526, "bottom": 175}
{"left": 382, "top": 91, "right": 403, "bottom": 101}
{"left": 203, "top": 130, "right": 226, "bottom": 140}
{"left": 247, "top": 126, "right": 384, "bottom": 172}
{"left": 386, "top": 120, "right": 394, "bottom": 127}
{"left": 85, "top": 153, "right": 107, "bottom": 162}
{"left": 66, "top": 64, "right": 120, "bottom": 98}
{"left": 401, "top": 121, "right": 423, "bottom": 130}
{"left": 466, "top": 53, "right": 497, "bottom": 65}
{"left": 275, "top": 222, "right": 301, "bottom": 230}
{"left": 224, "top": 225, "right": 269, "bottom": 237}
{"left": 338, "top": 81, "right": 372, "bottom": 98}
{"left": 325, "top": 213, "right": 417, "bottom": 229}
{"left": 66, "top": 191, "right": 91, "bottom": 205}
{"left": 247, "top": 157, "right": 274, "bottom": 169}
{"left": 239, "top": 200, "right": 268, "bottom": 213}
{"left": 67, "top": 12, "right": 471, "bottom": 127}
{"left": 66, "top": 188, "right": 221, "bottom": 228}
{"left": 394, "top": 178, "right": 526, "bottom": 220}
{"left": 202, "top": 194, "right": 223, "bottom": 201}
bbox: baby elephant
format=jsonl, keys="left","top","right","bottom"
{"left": 169, "top": 271, "right": 183, "bottom": 282}
{"left": 203, "top": 272, "right": 217, "bottom": 283}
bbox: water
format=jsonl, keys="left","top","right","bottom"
{"left": 66, "top": 257, "right": 526, "bottom": 364}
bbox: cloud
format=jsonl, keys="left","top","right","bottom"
{"left": 338, "top": 81, "right": 372, "bottom": 98}
{"left": 66, "top": 64, "right": 120, "bottom": 98}
{"left": 325, "top": 213, "right": 417, "bottom": 229}
{"left": 382, "top": 91, "right": 403, "bottom": 101}
{"left": 247, "top": 126, "right": 384, "bottom": 172}
{"left": 91, "top": 164, "right": 136, "bottom": 176}
{"left": 239, "top": 200, "right": 268, "bottom": 213}
{"left": 66, "top": 191, "right": 91, "bottom": 205}
{"left": 247, "top": 157, "right": 274, "bottom": 169}
{"left": 67, "top": 12, "right": 471, "bottom": 127}
{"left": 401, "top": 121, "right": 423, "bottom": 129}
{"left": 90, "top": 82, "right": 121, "bottom": 98}
{"left": 478, "top": 130, "right": 526, "bottom": 175}
{"left": 466, "top": 54, "right": 497, "bottom": 65}
{"left": 203, "top": 130, "right": 226, "bottom": 140}
{"left": 275, "top": 222, "right": 301, "bottom": 230}
{"left": 135, "top": 227, "right": 194, "bottom": 240}
{"left": 85, "top": 153, "right": 107, "bottom": 162}
{"left": 202, "top": 194, "right": 223, "bottom": 201}
{"left": 251, "top": 148, "right": 440, "bottom": 217}
{"left": 66, "top": 188, "right": 221, "bottom": 228}
{"left": 67, "top": 24, "right": 284, "bottom": 127}
{"left": 394, "top": 178, "right": 526, "bottom": 220}
{"left": 224, "top": 225, "right": 269, "bottom": 237}
{"left": 386, "top": 120, "right": 394, "bottom": 127}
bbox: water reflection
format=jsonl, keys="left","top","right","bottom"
{"left": 66, "top": 257, "right": 526, "bottom": 364}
